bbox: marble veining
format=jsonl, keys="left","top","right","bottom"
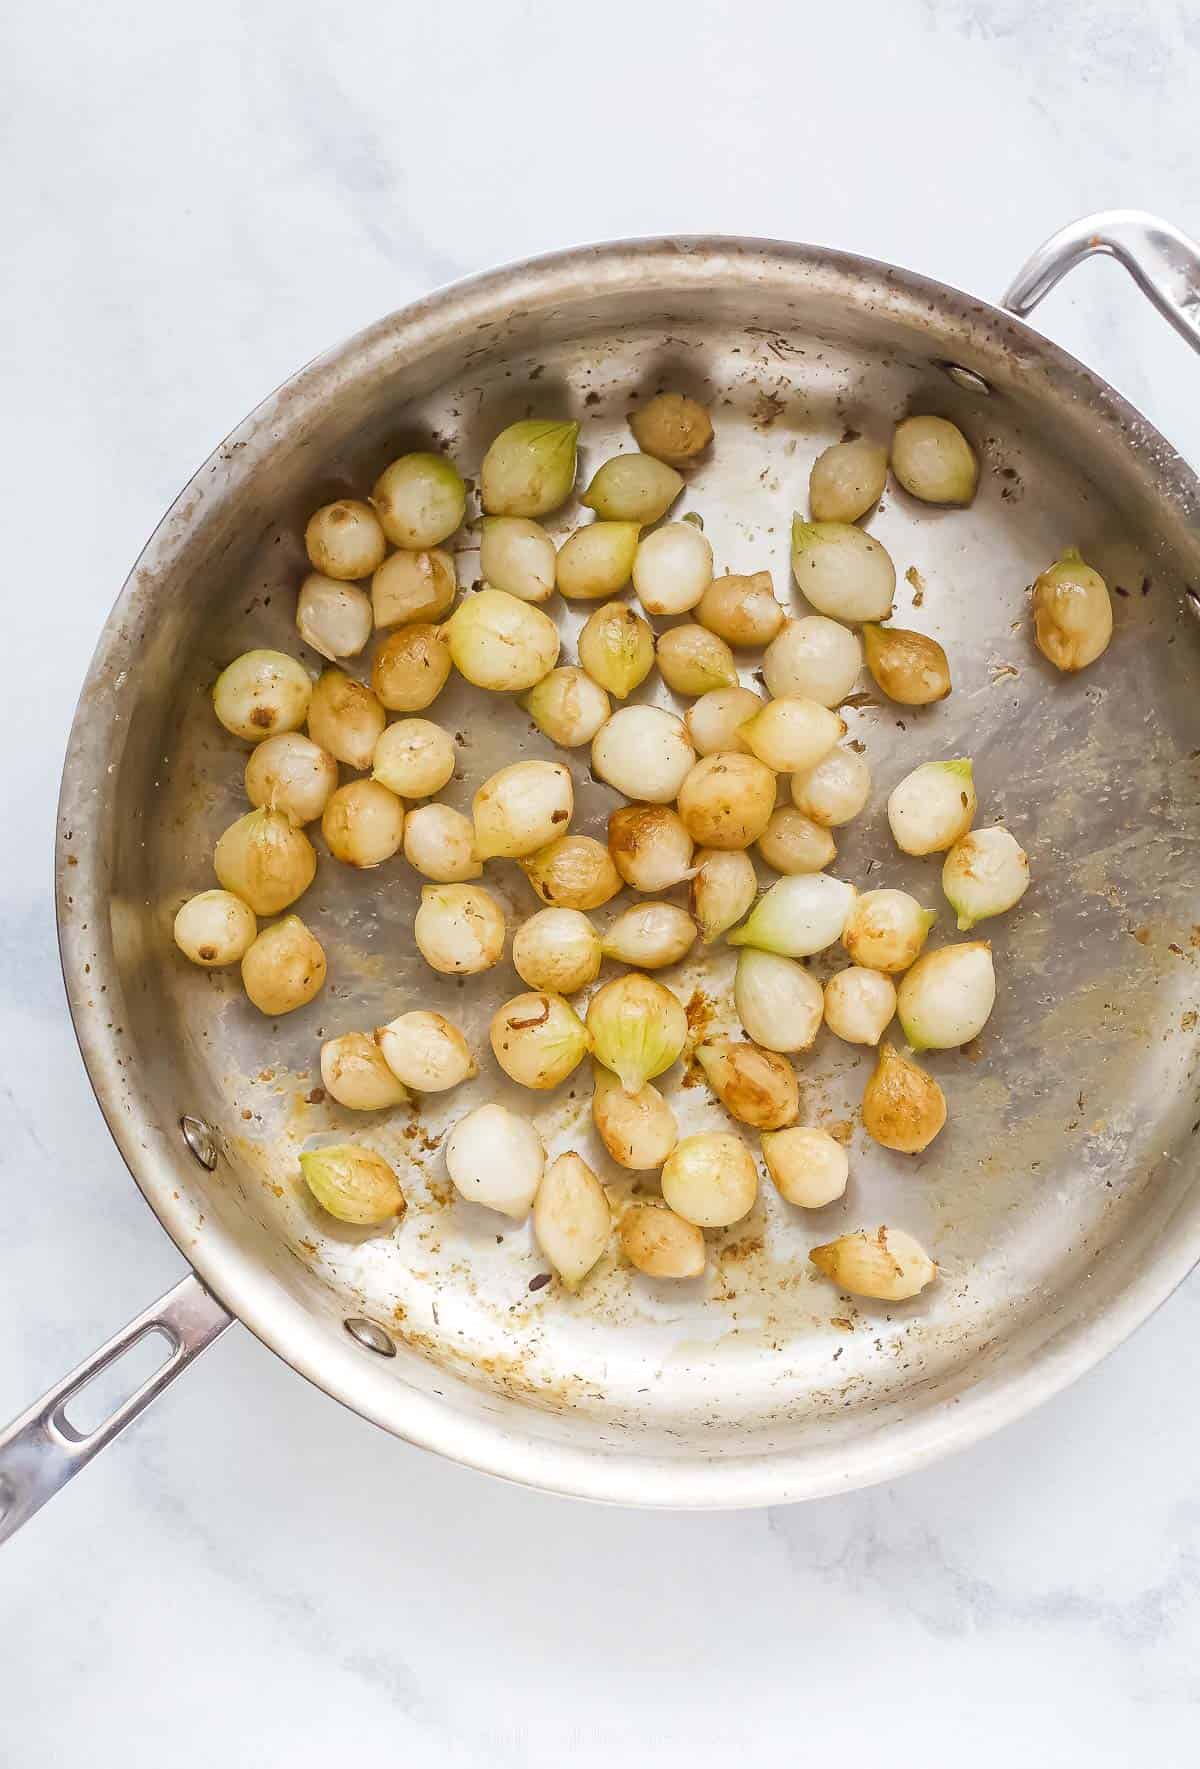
{"left": 3, "top": 0, "right": 1200, "bottom": 1760}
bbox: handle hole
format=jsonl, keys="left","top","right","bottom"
{"left": 54, "top": 1327, "right": 176, "bottom": 1441}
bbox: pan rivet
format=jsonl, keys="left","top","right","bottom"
{"left": 344, "top": 1317, "right": 397, "bottom": 1357}
{"left": 938, "top": 361, "right": 992, "bottom": 395}
{"left": 180, "top": 1115, "right": 218, "bottom": 1170}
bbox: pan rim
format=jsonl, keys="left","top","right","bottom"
{"left": 54, "top": 231, "right": 1200, "bottom": 1506}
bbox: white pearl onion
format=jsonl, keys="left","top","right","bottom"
{"left": 632, "top": 521, "right": 714, "bottom": 615}
{"left": 402, "top": 804, "right": 481, "bottom": 882}
{"left": 823, "top": 966, "right": 897, "bottom": 1045}
{"left": 763, "top": 617, "right": 862, "bottom": 706}
{"left": 762, "top": 1127, "right": 849, "bottom": 1207}
{"left": 791, "top": 747, "right": 871, "bottom": 827}
{"left": 372, "top": 719, "right": 456, "bottom": 799}
{"left": 320, "top": 1032, "right": 410, "bottom": 1109}
{"left": 376, "top": 1011, "right": 475, "bottom": 1092}
{"left": 591, "top": 706, "right": 695, "bottom": 803}
{"left": 296, "top": 573, "right": 373, "bottom": 661}
{"left": 173, "top": 890, "right": 258, "bottom": 967}
{"left": 446, "top": 1103, "right": 545, "bottom": 1219}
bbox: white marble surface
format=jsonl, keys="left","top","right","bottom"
{"left": 4, "top": 0, "right": 1200, "bottom": 1758}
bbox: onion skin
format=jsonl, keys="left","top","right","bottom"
{"left": 241, "top": 915, "right": 326, "bottom": 1016}
{"left": 863, "top": 624, "right": 951, "bottom": 705}
{"left": 695, "top": 1036, "right": 799, "bottom": 1130}
{"left": 861, "top": 1043, "right": 946, "bottom": 1153}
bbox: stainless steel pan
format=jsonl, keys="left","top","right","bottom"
{"left": 4, "top": 212, "right": 1200, "bottom": 1537}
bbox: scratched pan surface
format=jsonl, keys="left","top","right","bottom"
{"left": 59, "top": 242, "right": 1200, "bottom": 1505}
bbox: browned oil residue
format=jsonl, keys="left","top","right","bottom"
{"left": 719, "top": 1233, "right": 764, "bottom": 1265}
{"left": 685, "top": 987, "right": 717, "bottom": 1046}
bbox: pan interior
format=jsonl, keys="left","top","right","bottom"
{"left": 73, "top": 250, "right": 1200, "bottom": 1498}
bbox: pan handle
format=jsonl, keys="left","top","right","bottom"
{"left": 1003, "top": 209, "right": 1200, "bottom": 356}
{"left": 0, "top": 1273, "right": 232, "bottom": 1546}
